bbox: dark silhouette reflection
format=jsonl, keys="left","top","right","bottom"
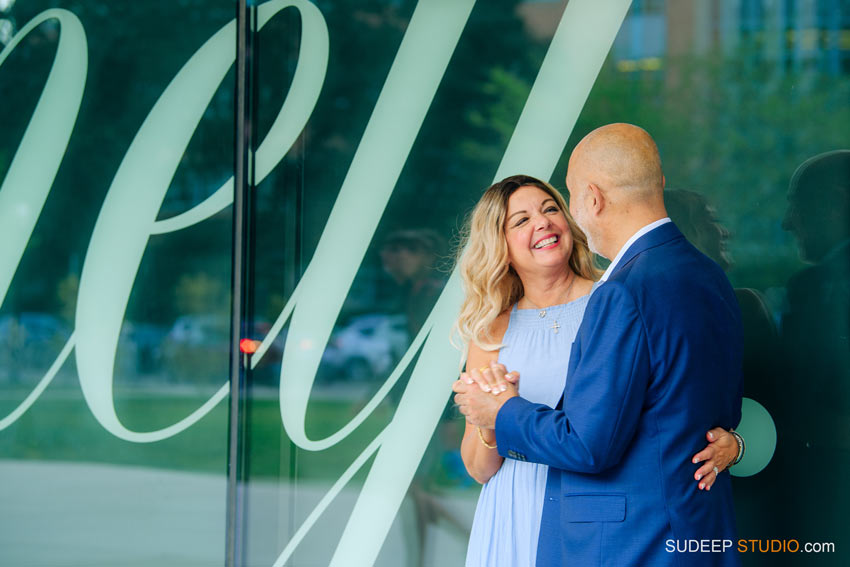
{"left": 379, "top": 229, "right": 469, "bottom": 566}
{"left": 665, "top": 190, "right": 781, "bottom": 564}
{"left": 776, "top": 151, "right": 850, "bottom": 564}
{"left": 380, "top": 228, "right": 448, "bottom": 338}
{"left": 664, "top": 189, "right": 732, "bottom": 270}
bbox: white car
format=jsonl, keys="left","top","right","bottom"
{"left": 321, "top": 313, "right": 410, "bottom": 381}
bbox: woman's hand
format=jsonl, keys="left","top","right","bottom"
{"left": 692, "top": 427, "right": 739, "bottom": 490}
{"left": 460, "top": 362, "right": 519, "bottom": 396}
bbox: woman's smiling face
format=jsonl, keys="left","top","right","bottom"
{"left": 504, "top": 185, "right": 573, "bottom": 275}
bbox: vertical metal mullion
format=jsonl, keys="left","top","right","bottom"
{"left": 226, "top": 0, "right": 256, "bottom": 566}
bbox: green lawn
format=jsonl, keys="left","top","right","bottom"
{"left": 0, "top": 391, "right": 469, "bottom": 488}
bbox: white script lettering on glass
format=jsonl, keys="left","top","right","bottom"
{"left": 0, "top": 1, "right": 634, "bottom": 566}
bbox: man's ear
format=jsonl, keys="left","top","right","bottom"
{"left": 588, "top": 183, "right": 605, "bottom": 216}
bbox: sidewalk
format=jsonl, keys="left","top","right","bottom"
{"left": 0, "top": 460, "right": 476, "bottom": 566}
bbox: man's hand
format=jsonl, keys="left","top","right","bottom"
{"left": 453, "top": 375, "right": 518, "bottom": 429}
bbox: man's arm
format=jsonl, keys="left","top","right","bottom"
{"left": 494, "top": 282, "right": 652, "bottom": 473}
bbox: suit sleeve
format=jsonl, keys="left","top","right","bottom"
{"left": 494, "top": 281, "right": 651, "bottom": 473}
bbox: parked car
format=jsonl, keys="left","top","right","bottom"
{"left": 0, "top": 312, "right": 71, "bottom": 383}
{"left": 320, "top": 313, "right": 409, "bottom": 382}
{"left": 161, "top": 314, "right": 230, "bottom": 384}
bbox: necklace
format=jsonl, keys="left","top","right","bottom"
{"left": 519, "top": 272, "right": 577, "bottom": 332}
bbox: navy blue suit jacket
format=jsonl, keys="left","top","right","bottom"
{"left": 495, "top": 223, "right": 743, "bottom": 567}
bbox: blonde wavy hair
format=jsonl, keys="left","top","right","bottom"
{"left": 454, "top": 175, "right": 599, "bottom": 351}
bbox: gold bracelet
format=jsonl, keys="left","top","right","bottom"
{"left": 476, "top": 426, "right": 497, "bottom": 449}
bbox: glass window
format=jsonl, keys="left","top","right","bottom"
{"left": 1, "top": 0, "right": 847, "bottom": 565}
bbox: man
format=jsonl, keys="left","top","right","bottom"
{"left": 777, "top": 150, "right": 850, "bottom": 566}
{"left": 454, "top": 124, "right": 743, "bottom": 566}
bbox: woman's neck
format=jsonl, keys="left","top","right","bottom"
{"left": 517, "top": 269, "right": 578, "bottom": 309}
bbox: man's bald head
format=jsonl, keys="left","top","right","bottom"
{"left": 565, "top": 124, "right": 668, "bottom": 260}
{"left": 568, "top": 123, "right": 664, "bottom": 199}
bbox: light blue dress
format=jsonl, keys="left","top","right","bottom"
{"left": 465, "top": 295, "right": 591, "bottom": 567}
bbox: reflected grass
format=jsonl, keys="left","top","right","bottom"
{"left": 0, "top": 392, "right": 416, "bottom": 482}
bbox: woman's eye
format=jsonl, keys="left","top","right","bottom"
{"left": 514, "top": 217, "right": 528, "bottom": 227}
{"left": 545, "top": 206, "right": 559, "bottom": 213}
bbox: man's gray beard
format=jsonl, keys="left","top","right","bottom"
{"left": 586, "top": 234, "right": 601, "bottom": 256}
{"left": 574, "top": 216, "right": 601, "bottom": 256}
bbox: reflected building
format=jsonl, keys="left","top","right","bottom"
{"left": 594, "top": 0, "right": 850, "bottom": 75}
{"left": 521, "top": 1, "right": 850, "bottom": 77}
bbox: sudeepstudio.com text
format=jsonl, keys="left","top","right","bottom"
{"left": 666, "top": 539, "right": 836, "bottom": 554}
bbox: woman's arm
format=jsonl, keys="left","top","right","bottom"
{"left": 461, "top": 421, "right": 503, "bottom": 484}
{"left": 691, "top": 427, "right": 743, "bottom": 490}
{"left": 459, "top": 314, "right": 510, "bottom": 484}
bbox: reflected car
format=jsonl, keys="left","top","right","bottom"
{"left": 117, "top": 321, "right": 169, "bottom": 376}
{"left": 0, "top": 312, "right": 71, "bottom": 382}
{"left": 0, "top": 312, "right": 70, "bottom": 342}
{"left": 161, "top": 314, "right": 230, "bottom": 384}
{"left": 320, "top": 313, "right": 410, "bottom": 382}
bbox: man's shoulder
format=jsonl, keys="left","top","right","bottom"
{"left": 600, "top": 238, "right": 735, "bottom": 319}
{"left": 583, "top": 279, "right": 641, "bottom": 323}
{"left": 617, "top": 234, "right": 725, "bottom": 283}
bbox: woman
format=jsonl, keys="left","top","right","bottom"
{"left": 453, "top": 175, "right": 741, "bottom": 567}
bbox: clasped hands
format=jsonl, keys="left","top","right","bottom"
{"left": 453, "top": 363, "right": 738, "bottom": 491}
{"left": 452, "top": 362, "right": 519, "bottom": 429}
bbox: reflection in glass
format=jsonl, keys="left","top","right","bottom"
{"left": 2, "top": 0, "right": 850, "bottom": 565}
{"left": 777, "top": 150, "right": 850, "bottom": 565}
{"left": 1, "top": 1, "right": 233, "bottom": 565}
